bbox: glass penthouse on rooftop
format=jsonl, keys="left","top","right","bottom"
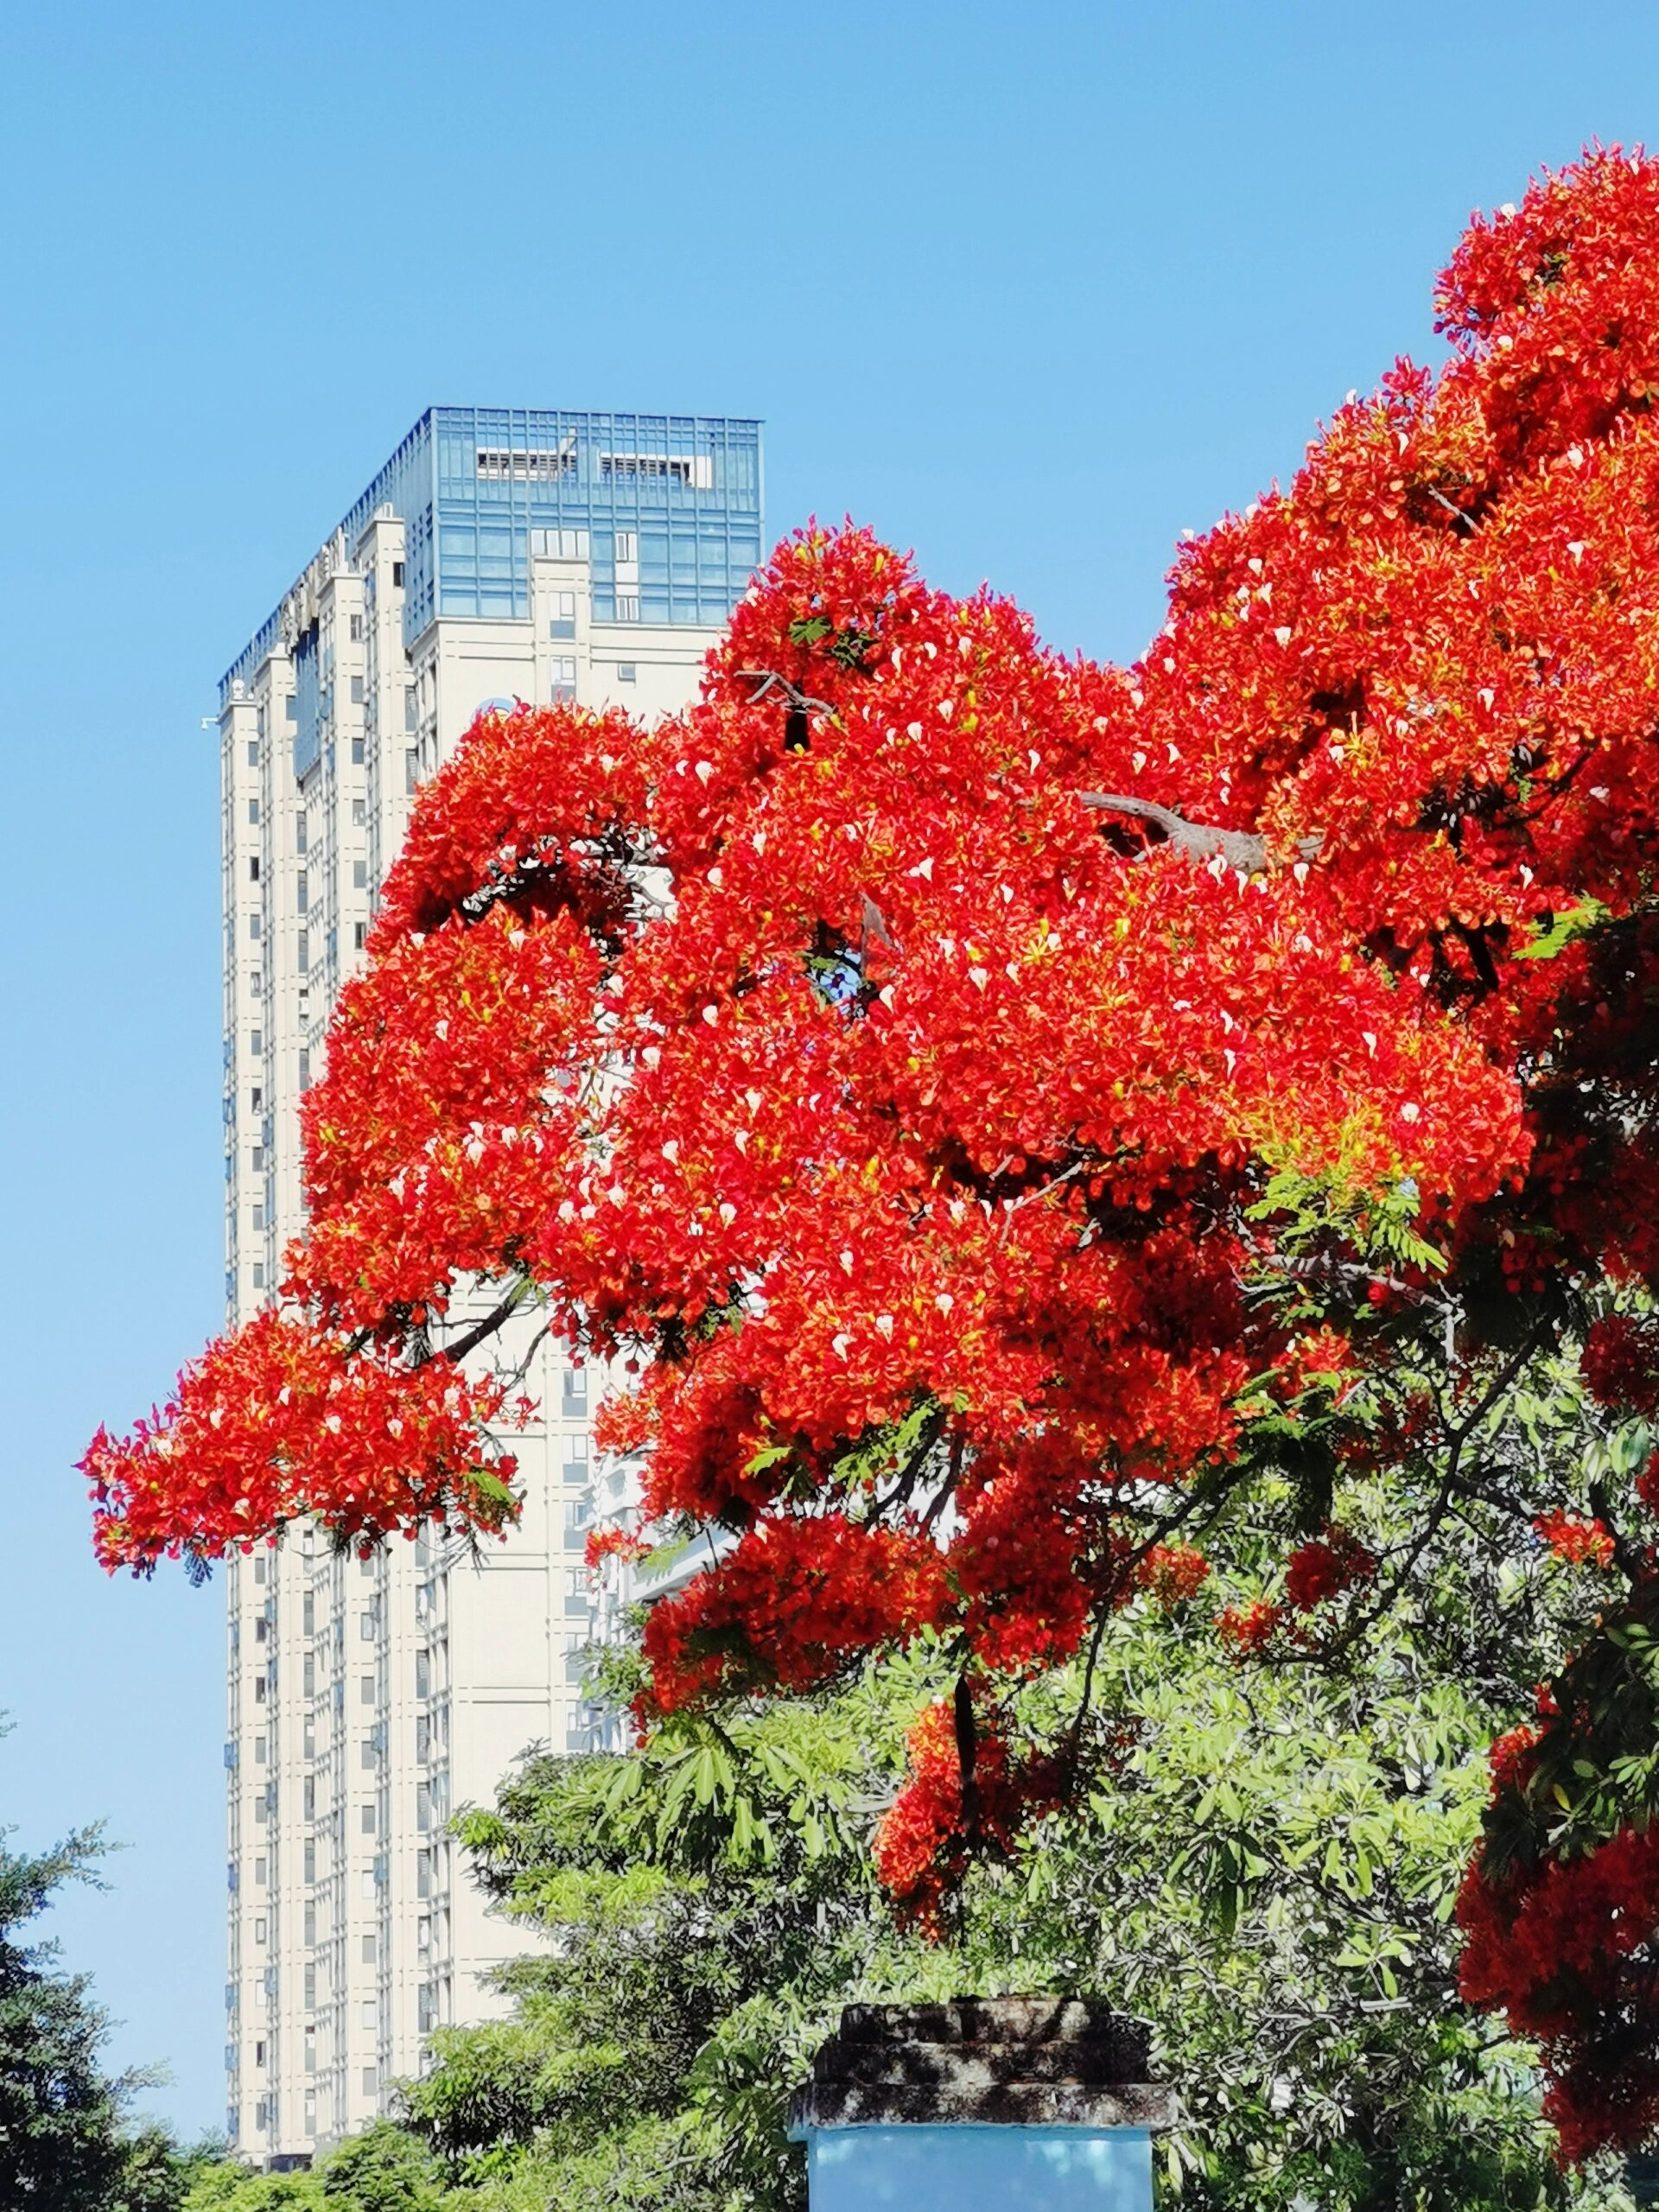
{"left": 221, "top": 403, "right": 766, "bottom": 719}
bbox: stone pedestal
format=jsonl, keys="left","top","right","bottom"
{"left": 788, "top": 1999, "right": 1173, "bottom": 2211}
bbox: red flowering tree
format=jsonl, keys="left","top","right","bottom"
{"left": 84, "top": 147, "right": 1659, "bottom": 2160}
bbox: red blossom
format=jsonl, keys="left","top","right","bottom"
{"left": 1580, "top": 1313, "right": 1659, "bottom": 1418}
{"left": 1216, "top": 1599, "right": 1284, "bottom": 1657}
{"left": 1534, "top": 1510, "right": 1616, "bottom": 1569}
{"left": 872, "top": 1696, "right": 1062, "bottom": 1935}
{"left": 1459, "top": 1827, "right": 1659, "bottom": 2164}
{"left": 584, "top": 1526, "right": 650, "bottom": 1568}
{"left": 1284, "top": 1526, "right": 1376, "bottom": 1611}
{"left": 1135, "top": 1541, "right": 1212, "bottom": 1611}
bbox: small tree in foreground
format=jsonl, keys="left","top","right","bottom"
{"left": 85, "top": 146, "right": 1659, "bottom": 2161}
{"left": 0, "top": 1764, "right": 216, "bottom": 2209}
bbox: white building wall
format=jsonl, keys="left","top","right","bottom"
{"left": 219, "top": 520, "right": 722, "bottom": 2164}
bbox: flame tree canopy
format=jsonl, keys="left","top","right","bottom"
{"left": 85, "top": 148, "right": 1659, "bottom": 2162}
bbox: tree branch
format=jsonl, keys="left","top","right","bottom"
{"left": 1078, "top": 792, "right": 1322, "bottom": 873}
{"left": 417, "top": 1274, "right": 535, "bottom": 1371}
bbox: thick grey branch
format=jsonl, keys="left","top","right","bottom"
{"left": 1079, "top": 792, "right": 1321, "bottom": 872}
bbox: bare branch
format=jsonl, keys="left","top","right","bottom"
{"left": 417, "top": 1274, "right": 535, "bottom": 1371}
{"left": 1078, "top": 793, "right": 1322, "bottom": 873}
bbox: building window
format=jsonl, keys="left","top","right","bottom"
{"left": 248, "top": 856, "right": 259, "bottom": 881}
{"left": 362, "top": 2065, "right": 378, "bottom": 2095}
{"left": 254, "top": 1733, "right": 266, "bottom": 1764}
{"left": 549, "top": 591, "right": 576, "bottom": 640}
{"left": 296, "top": 816, "right": 307, "bottom": 855}
{"left": 248, "top": 913, "right": 260, "bottom": 939}
{"left": 251, "top": 1263, "right": 265, "bottom": 1290}
{"left": 359, "top": 1674, "right": 374, "bottom": 1706}
{"left": 350, "top": 615, "right": 363, "bottom": 643}
{"left": 617, "top": 594, "right": 639, "bottom": 623}
{"left": 255, "top": 2040, "right": 267, "bottom": 2068}
{"left": 416, "top": 1783, "right": 430, "bottom": 1833}
{"left": 250, "top": 1031, "right": 263, "bottom": 1058}
{"left": 613, "top": 531, "right": 637, "bottom": 563}
{"left": 297, "top": 930, "right": 308, "bottom": 970}
{"left": 550, "top": 657, "right": 575, "bottom": 703}
{"left": 298, "top": 1050, "right": 311, "bottom": 1089}
{"left": 303, "top": 1842, "right": 316, "bottom": 1883}
{"left": 285, "top": 696, "right": 298, "bottom": 721}
{"left": 254, "top": 1916, "right": 267, "bottom": 1943}
{"left": 247, "top": 739, "right": 260, "bottom": 766}
{"left": 617, "top": 663, "right": 637, "bottom": 683}
{"left": 247, "top": 798, "right": 260, "bottom": 824}
{"left": 296, "top": 872, "right": 308, "bottom": 913}
{"left": 475, "top": 444, "right": 575, "bottom": 481}
{"left": 405, "top": 750, "right": 418, "bottom": 794}
{"left": 531, "top": 527, "right": 590, "bottom": 560}
{"left": 350, "top": 677, "right": 364, "bottom": 705}
{"left": 353, "top": 861, "right": 367, "bottom": 889}
{"left": 361, "top": 1932, "right": 377, "bottom": 1965}
{"left": 359, "top": 1612, "right": 374, "bottom": 1642}
{"left": 352, "top": 799, "right": 366, "bottom": 825}
{"left": 354, "top": 924, "right": 366, "bottom": 951}
{"left": 351, "top": 737, "right": 365, "bottom": 765}
{"left": 391, "top": 562, "right": 404, "bottom": 587}
{"left": 251, "top": 1203, "right": 264, "bottom": 1231}
{"left": 360, "top": 1738, "right": 376, "bottom": 1770}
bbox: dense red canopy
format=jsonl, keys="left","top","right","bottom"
{"left": 85, "top": 148, "right": 1659, "bottom": 2158}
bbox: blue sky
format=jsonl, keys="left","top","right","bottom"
{"left": 1, "top": 0, "right": 1656, "bottom": 2139}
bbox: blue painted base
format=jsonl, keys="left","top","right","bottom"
{"left": 792, "top": 2124, "right": 1154, "bottom": 2210}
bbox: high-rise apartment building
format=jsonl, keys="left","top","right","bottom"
{"left": 216, "top": 407, "right": 763, "bottom": 2165}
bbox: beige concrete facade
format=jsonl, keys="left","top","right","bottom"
{"left": 218, "top": 514, "right": 721, "bottom": 2163}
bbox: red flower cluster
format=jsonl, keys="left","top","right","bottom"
{"left": 1580, "top": 1313, "right": 1659, "bottom": 1419}
{"left": 81, "top": 1310, "right": 518, "bottom": 1572}
{"left": 1284, "top": 1526, "right": 1376, "bottom": 1611}
{"left": 872, "top": 1696, "right": 1061, "bottom": 1936}
{"left": 1534, "top": 1510, "right": 1616, "bottom": 1569}
{"left": 1459, "top": 1827, "right": 1659, "bottom": 2163}
{"left": 584, "top": 1526, "right": 651, "bottom": 1569}
{"left": 1216, "top": 1599, "right": 1284, "bottom": 1657}
{"left": 1135, "top": 1541, "right": 1211, "bottom": 1611}
{"left": 639, "top": 1515, "right": 950, "bottom": 1713}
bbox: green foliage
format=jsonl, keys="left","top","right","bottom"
{"left": 182, "top": 2124, "right": 448, "bottom": 2211}
{"left": 0, "top": 1755, "right": 225, "bottom": 2211}
{"left": 388, "top": 1418, "right": 1644, "bottom": 2211}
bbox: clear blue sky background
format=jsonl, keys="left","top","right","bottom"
{"left": 1, "top": 0, "right": 1656, "bottom": 2140}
